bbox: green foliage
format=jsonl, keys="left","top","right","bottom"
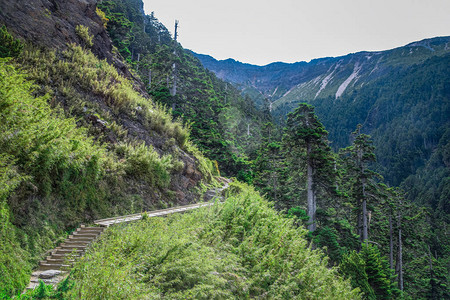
{"left": 19, "top": 43, "right": 190, "bottom": 148}
{"left": 251, "top": 100, "right": 442, "bottom": 298}
{"left": 0, "top": 58, "right": 107, "bottom": 296}
{"left": 0, "top": 201, "right": 31, "bottom": 297}
{"left": 96, "top": 7, "right": 109, "bottom": 28}
{"left": 340, "top": 248, "right": 376, "bottom": 299}
{"left": 0, "top": 58, "right": 105, "bottom": 200}
{"left": 0, "top": 26, "right": 23, "bottom": 58}
{"left": 0, "top": 57, "right": 206, "bottom": 295}
{"left": 282, "top": 103, "right": 337, "bottom": 231}
{"left": 287, "top": 206, "right": 310, "bottom": 226}
{"left": 0, "top": 156, "right": 30, "bottom": 297}
{"left": 99, "top": 0, "right": 266, "bottom": 178}
{"left": 61, "top": 183, "right": 360, "bottom": 299}
{"left": 15, "top": 277, "right": 73, "bottom": 300}
{"left": 115, "top": 142, "right": 174, "bottom": 188}
{"left": 340, "top": 244, "right": 399, "bottom": 299}
{"left": 314, "top": 226, "right": 344, "bottom": 262}
{"left": 75, "top": 25, "right": 93, "bottom": 48}
{"left": 285, "top": 103, "right": 329, "bottom": 145}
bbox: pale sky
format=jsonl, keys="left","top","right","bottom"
{"left": 143, "top": 0, "right": 450, "bottom": 66}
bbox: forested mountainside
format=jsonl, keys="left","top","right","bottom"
{"left": 195, "top": 37, "right": 449, "bottom": 110}
{"left": 196, "top": 37, "right": 450, "bottom": 298}
{"left": 195, "top": 39, "right": 450, "bottom": 186}
{"left": 95, "top": 0, "right": 267, "bottom": 180}
{"left": 0, "top": 0, "right": 448, "bottom": 298}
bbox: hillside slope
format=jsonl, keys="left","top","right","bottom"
{"left": 43, "top": 183, "right": 361, "bottom": 299}
{"left": 96, "top": 0, "right": 268, "bottom": 179}
{"left": 0, "top": 0, "right": 218, "bottom": 296}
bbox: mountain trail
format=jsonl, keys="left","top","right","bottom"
{"left": 23, "top": 177, "right": 232, "bottom": 293}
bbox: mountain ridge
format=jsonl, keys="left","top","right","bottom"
{"left": 195, "top": 35, "right": 450, "bottom": 68}
{"left": 193, "top": 36, "right": 450, "bottom": 109}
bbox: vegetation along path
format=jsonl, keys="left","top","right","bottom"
{"left": 25, "top": 178, "right": 232, "bottom": 291}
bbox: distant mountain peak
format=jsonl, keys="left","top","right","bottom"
{"left": 193, "top": 36, "right": 450, "bottom": 109}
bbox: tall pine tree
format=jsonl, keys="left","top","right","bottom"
{"left": 283, "top": 104, "right": 336, "bottom": 231}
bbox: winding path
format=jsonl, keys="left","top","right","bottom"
{"left": 24, "top": 178, "right": 231, "bottom": 291}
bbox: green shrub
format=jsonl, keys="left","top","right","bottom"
{"left": 115, "top": 142, "right": 173, "bottom": 188}
{"left": 75, "top": 24, "right": 93, "bottom": 48}
{"left": 0, "top": 26, "right": 23, "bottom": 58}
{"left": 19, "top": 43, "right": 191, "bottom": 147}
{"left": 0, "top": 183, "right": 31, "bottom": 298}
{"left": 0, "top": 59, "right": 105, "bottom": 199}
{"left": 0, "top": 59, "right": 108, "bottom": 294}
{"left": 0, "top": 155, "right": 30, "bottom": 297}
{"left": 96, "top": 7, "right": 109, "bottom": 28}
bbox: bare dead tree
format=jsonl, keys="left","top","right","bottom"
{"left": 174, "top": 20, "right": 179, "bottom": 41}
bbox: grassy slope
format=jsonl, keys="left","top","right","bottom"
{"left": 0, "top": 40, "right": 215, "bottom": 297}
{"left": 97, "top": 0, "right": 267, "bottom": 179}
{"left": 57, "top": 182, "right": 360, "bottom": 299}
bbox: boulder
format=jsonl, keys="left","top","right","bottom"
{"left": 39, "top": 270, "right": 62, "bottom": 279}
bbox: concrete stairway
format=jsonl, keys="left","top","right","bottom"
{"left": 24, "top": 177, "right": 232, "bottom": 292}
{"left": 25, "top": 225, "right": 104, "bottom": 291}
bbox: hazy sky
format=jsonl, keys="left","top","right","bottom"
{"left": 143, "top": 0, "right": 450, "bottom": 66}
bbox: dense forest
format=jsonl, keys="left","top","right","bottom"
{"left": 0, "top": 0, "right": 448, "bottom": 299}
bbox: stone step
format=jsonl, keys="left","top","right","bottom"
{"left": 38, "top": 263, "right": 70, "bottom": 270}
{"left": 30, "top": 277, "right": 55, "bottom": 284}
{"left": 75, "top": 229, "right": 103, "bottom": 234}
{"left": 40, "top": 260, "right": 73, "bottom": 266}
{"left": 53, "top": 248, "right": 84, "bottom": 254}
{"left": 64, "top": 239, "right": 90, "bottom": 245}
{"left": 59, "top": 244, "right": 87, "bottom": 249}
{"left": 76, "top": 227, "right": 104, "bottom": 233}
{"left": 45, "top": 258, "right": 75, "bottom": 264}
{"left": 72, "top": 232, "right": 100, "bottom": 238}
{"left": 68, "top": 236, "right": 95, "bottom": 242}
{"left": 29, "top": 271, "right": 63, "bottom": 283}
{"left": 48, "top": 253, "right": 79, "bottom": 260}
{"left": 81, "top": 226, "right": 104, "bottom": 230}
{"left": 26, "top": 281, "right": 40, "bottom": 290}
{"left": 38, "top": 269, "right": 64, "bottom": 279}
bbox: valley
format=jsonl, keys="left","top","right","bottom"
{"left": 0, "top": 0, "right": 448, "bottom": 299}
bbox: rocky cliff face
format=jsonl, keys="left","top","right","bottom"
{"left": 0, "top": 0, "right": 147, "bottom": 89}
{"left": 1, "top": 0, "right": 110, "bottom": 58}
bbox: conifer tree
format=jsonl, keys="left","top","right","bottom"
{"left": 253, "top": 122, "right": 288, "bottom": 207}
{"left": 283, "top": 104, "right": 335, "bottom": 231}
{"left": 341, "top": 125, "right": 377, "bottom": 243}
{"left": 0, "top": 26, "right": 23, "bottom": 58}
